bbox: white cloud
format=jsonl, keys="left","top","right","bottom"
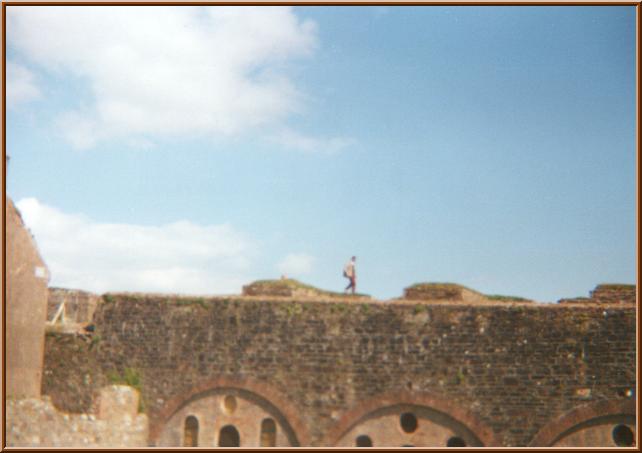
{"left": 6, "top": 61, "right": 41, "bottom": 107}
{"left": 277, "top": 253, "right": 315, "bottom": 277}
{"left": 7, "top": 6, "right": 319, "bottom": 149}
{"left": 270, "top": 128, "right": 356, "bottom": 153}
{"left": 15, "top": 198, "right": 255, "bottom": 295}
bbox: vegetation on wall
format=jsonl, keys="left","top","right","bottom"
{"left": 244, "top": 279, "right": 370, "bottom": 299}
{"left": 485, "top": 294, "right": 531, "bottom": 302}
{"left": 107, "top": 367, "right": 145, "bottom": 412}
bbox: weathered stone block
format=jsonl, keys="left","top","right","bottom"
{"left": 98, "top": 385, "right": 140, "bottom": 422}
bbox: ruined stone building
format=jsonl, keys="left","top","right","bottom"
{"left": 4, "top": 198, "right": 637, "bottom": 448}
{"left": 5, "top": 198, "right": 147, "bottom": 447}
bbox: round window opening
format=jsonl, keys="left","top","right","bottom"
{"left": 612, "top": 424, "right": 634, "bottom": 447}
{"left": 400, "top": 412, "right": 418, "bottom": 433}
{"left": 447, "top": 436, "right": 466, "bottom": 447}
{"left": 223, "top": 395, "right": 237, "bottom": 415}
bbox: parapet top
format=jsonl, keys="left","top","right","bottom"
{"left": 558, "top": 284, "right": 636, "bottom": 305}
{"left": 242, "top": 279, "right": 370, "bottom": 300}
{"left": 401, "top": 282, "right": 533, "bottom": 304}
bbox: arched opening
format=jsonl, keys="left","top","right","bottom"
{"left": 260, "top": 418, "right": 277, "bottom": 447}
{"left": 155, "top": 381, "right": 305, "bottom": 447}
{"left": 447, "top": 436, "right": 466, "bottom": 447}
{"left": 183, "top": 415, "right": 199, "bottom": 447}
{"left": 529, "top": 399, "right": 635, "bottom": 447}
{"left": 612, "top": 425, "right": 634, "bottom": 447}
{"left": 331, "top": 399, "right": 488, "bottom": 447}
{"left": 400, "top": 412, "right": 418, "bottom": 433}
{"left": 219, "top": 425, "right": 240, "bottom": 447}
{"left": 356, "top": 435, "right": 373, "bottom": 447}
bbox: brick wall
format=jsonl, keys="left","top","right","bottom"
{"left": 42, "top": 294, "right": 636, "bottom": 447}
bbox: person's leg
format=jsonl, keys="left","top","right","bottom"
{"left": 347, "top": 277, "right": 355, "bottom": 294}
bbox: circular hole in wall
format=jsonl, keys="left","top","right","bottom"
{"left": 400, "top": 412, "right": 418, "bottom": 433}
{"left": 617, "top": 388, "right": 634, "bottom": 398}
{"left": 447, "top": 436, "right": 466, "bottom": 447}
{"left": 356, "top": 435, "right": 373, "bottom": 447}
{"left": 612, "top": 424, "right": 634, "bottom": 447}
{"left": 223, "top": 395, "right": 237, "bottom": 415}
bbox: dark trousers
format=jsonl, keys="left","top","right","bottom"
{"left": 345, "top": 276, "right": 356, "bottom": 294}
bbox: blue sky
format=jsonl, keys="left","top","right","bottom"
{"left": 5, "top": 6, "right": 636, "bottom": 301}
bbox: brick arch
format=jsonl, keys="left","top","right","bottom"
{"left": 324, "top": 390, "right": 498, "bottom": 447}
{"left": 149, "top": 375, "right": 310, "bottom": 446}
{"left": 529, "top": 399, "right": 635, "bottom": 447}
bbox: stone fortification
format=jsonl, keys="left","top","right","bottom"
{"left": 242, "top": 278, "right": 370, "bottom": 300}
{"left": 399, "top": 283, "right": 530, "bottom": 304}
{"left": 590, "top": 284, "right": 636, "bottom": 304}
{"left": 6, "top": 198, "right": 50, "bottom": 399}
{"left": 558, "top": 284, "right": 636, "bottom": 305}
{"left": 6, "top": 385, "right": 148, "bottom": 447}
{"left": 48, "top": 287, "right": 101, "bottom": 325}
{"left": 403, "top": 282, "right": 483, "bottom": 302}
{"left": 9, "top": 194, "right": 635, "bottom": 447}
{"left": 41, "top": 288, "right": 636, "bottom": 447}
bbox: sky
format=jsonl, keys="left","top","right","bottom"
{"left": 5, "top": 5, "right": 637, "bottom": 302}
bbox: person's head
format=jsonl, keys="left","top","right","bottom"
{"left": 352, "top": 256, "right": 356, "bottom": 261}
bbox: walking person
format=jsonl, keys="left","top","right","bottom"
{"left": 343, "top": 256, "right": 357, "bottom": 294}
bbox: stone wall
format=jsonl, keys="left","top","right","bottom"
{"left": 48, "top": 287, "right": 100, "bottom": 324}
{"left": 42, "top": 332, "right": 107, "bottom": 413}
{"left": 402, "top": 283, "right": 489, "bottom": 303}
{"left": 399, "top": 283, "right": 529, "bottom": 305}
{"left": 6, "top": 386, "right": 148, "bottom": 447}
{"left": 41, "top": 293, "right": 636, "bottom": 447}
{"left": 590, "top": 284, "right": 636, "bottom": 305}
{"left": 558, "top": 284, "right": 636, "bottom": 305}
{"left": 6, "top": 198, "right": 50, "bottom": 399}
{"left": 242, "top": 278, "right": 369, "bottom": 300}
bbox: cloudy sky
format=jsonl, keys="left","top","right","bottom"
{"left": 6, "top": 6, "right": 636, "bottom": 301}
